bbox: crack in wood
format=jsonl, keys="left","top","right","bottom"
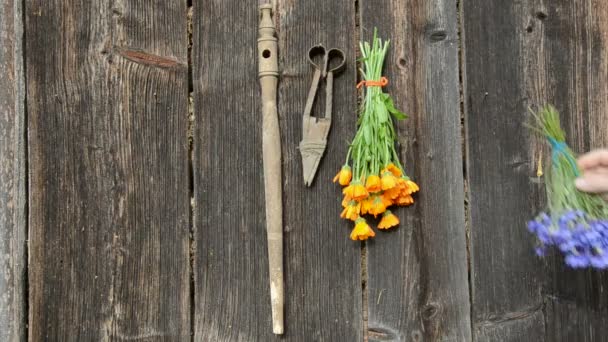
{"left": 368, "top": 327, "right": 397, "bottom": 341}
{"left": 475, "top": 304, "right": 544, "bottom": 328}
{"left": 186, "top": 4, "right": 195, "bottom": 342}
{"left": 116, "top": 47, "right": 187, "bottom": 69}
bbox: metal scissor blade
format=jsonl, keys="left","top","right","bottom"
{"left": 300, "top": 140, "right": 327, "bottom": 187}
{"left": 300, "top": 117, "right": 331, "bottom": 187}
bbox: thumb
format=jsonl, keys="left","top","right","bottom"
{"left": 575, "top": 173, "right": 608, "bottom": 194}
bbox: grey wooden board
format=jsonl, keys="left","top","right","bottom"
{"left": 0, "top": 0, "right": 26, "bottom": 341}
{"left": 539, "top": 2, "right": 608, "bottom": 340}
{"left": 475, "top": 311, "right": 545, "bottom": 342}
{"left": 192, "top": 0, "right": 362, "bottom": 340}
{"left": 15, "top": 1, "right": 608, "bottom": 341}
{"left": 464, "top": 0, "right": 608, "bottom": 340}
{"left": 545, "top": 297, "right": 608, "bottom": 342}
{"left": 192, "top": 1, "right": 273, "bottom": 339}
{"left": 462, "top": 0, "right": 547, "bottom": 338}
{"left": 26, "top": 0, "right": 190, "bottom": 340}
{"left": 278, "top": 0, "right": 362, "bottom": 340}
{"left": 361, "top": 1, "right": 471, "bottom": 341}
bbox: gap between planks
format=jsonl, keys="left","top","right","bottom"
{"left": 20, "top": 0, "right": 30, "bottom": 338}
{"left": 187, "top": 1, "right": 195, "bottom": 341}
{"left": 456, "top": 0, "right": 475, "bottom": 339}
{"left": 353, "top": 0, "right": 371, "bottom": 341}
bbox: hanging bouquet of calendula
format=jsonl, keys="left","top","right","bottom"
{"left": 333, "top": 30, "right": 419, "bottom": 241}
{"left": 527, "top": 105, "right": 608, "bottom": 268}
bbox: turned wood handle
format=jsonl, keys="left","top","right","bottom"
{"left": 258, "top": 4, "right": 284, "bottom": 335}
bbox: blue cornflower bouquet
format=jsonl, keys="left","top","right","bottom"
{"left": 527, "top": 105, "right": 608, "bottom": 269}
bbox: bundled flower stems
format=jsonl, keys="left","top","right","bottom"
{"left": 333, "top": 30, "right": 419, "bottom": 241}
{"left": 527, "top": 105, "right": 608, "bottom": 269}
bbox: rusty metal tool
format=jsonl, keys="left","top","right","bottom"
{"left": 300, "top": 45, "right": 346, "bottom": 186}
{"left": 257, "top": 4, "right": 284, "bottom": 335}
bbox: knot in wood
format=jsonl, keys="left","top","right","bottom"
{"left": 411, "top": 330, "right": 423, "bottom": 341}
{"left": 535, "top": 11, "right": 548, "bottom": 20}
{"left": 429, "top": 30, "right": 447, "bottom": 42}
{"left": 422, "top": 303, "right": 440, "bottom": 320}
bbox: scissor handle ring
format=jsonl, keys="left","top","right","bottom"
{"left": 307, "top": 45, "right": 327, "bottom": 70}
{"left": 326, "top": 48, "right": 346, "bottom": 74}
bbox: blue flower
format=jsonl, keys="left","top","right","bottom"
{"left": 527, "top": 220, "right": 541, "bottom": 233}
{"left": 589, "top": 253, "right": 608, "bottom": 269}
{"left": 565, "top": 252, "right": 590, "bottom": 268}
{"left": 550, "top": 228, "right": 572, "bottom": 244}
{"left": 558, "top": 239, "right": 578, "bottom": 253}
{"left": 528, "top": 212, "right": 608, "bottom": 269}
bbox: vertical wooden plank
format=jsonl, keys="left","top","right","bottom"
{"left": 360, "top": 0, "right": 471, "bottom": 341}
{"left": 27, "top": 1, "right": 190, "bottom": 340}
{"left": 464, "top": 0, "right": 608, "bottom": 340}
{"left": 0, "top": 0, "right": 26, "bottom": 341}
{"left": 192, "top": 0, "right": 362, "bottom": 340}
{"left": 544, "top": 298, "right": 608, "bottom": 342}
{"left": 463, "top": 1, "right": 547, "bottom": 340}
{"left": 540, "top": 1, "right": 608, "bottom": 339}
{"left": 474, "top": 311, "right": 545, "bottom": 342}
{"left": 278, "top": 0, "right": 362, "bottom": 340}
{"left": 192, "top": 2, "right": 273, "bottom": 340}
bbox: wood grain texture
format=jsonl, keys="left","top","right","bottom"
{"left": 0, "top": 0, "right": 26, "bottom": 341}
{"left": 464, "top": 0, "right": 608, "bottom": 340}
{"left": 463, "top": 0, "right": 547, "bottom": 339}
{"left": 192, "top": 2, "right": 275, "bottom": 340}
{"left": 192, "top": 0, "right": 362, "bottom": 340}
{"left": 544, "top": 297, "right": 608, "bottom": 342}
{"left": 26, "top": 1, "right": 190, "bottom": 340}
{"left": 361, "top": 1, "right": 471, "bottom": 341}
{"left": 539, "top": 1, "right": 608, "bottom": 340}
{"left": 475, "top": 310, "right": 545, "bottom": 342}
{"left": 278, "top": 0, "right": 362, "bottom": 340}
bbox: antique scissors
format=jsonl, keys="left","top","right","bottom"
{"left": 300, "top": 45, "right": 346, "bottom": 186}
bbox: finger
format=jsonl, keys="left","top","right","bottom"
{"left": 575, "top": 173, "right": 608, "bottom": 193}
{"left": 589, "top": 166, "right": 608, "bottom": 175}
{"left": 577, "top": 149, "right": 608, "bottom": 171}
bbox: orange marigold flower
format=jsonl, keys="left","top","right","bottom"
{"left": 365, "top": 174, "right": 382, "bottom": 192}
{"left": 350, "top": 218, "right": 376, "bottom": 241}
{"left": 343, "top": 181, "right": 369, "bottom": 201}
{"left": 380, "top": 171, "right": 398, "bottom": 190}
{"left": 403, "top": 179, "right": 420, "bottom": 195}
{"left": 341, "top": 201, "right": 361, "bottom": 221}
{"left": 378, "top": 210, "right": 400, "bottom": 229}
{"left": 369, "top": 196, "right": 387, "bottom": 217}
{"left": 395, "top": 194, "right": 415, "bottom": 206}
{"left": 383, "top": 163, "right": 403, "bottom": 177}
{"left": 381, "top": 192, "right": 393, "bottom": 207}
{"left": 342, "top": 195, "right": 352, "bottom": 208}
{"left": 384, "top": 188, "right": 401, "bottom": 200}
{"left": 333, "top": 165, "right": 353, "bottom": 186}
{"left": 360, "top": 197, "right": 373, "bottom": 215}
{"left": 384, "top": 178, "right": 404, "bottom": 199}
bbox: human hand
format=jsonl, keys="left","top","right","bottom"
{"left": 575, "top": 149, "right": 608, "bottom": 201}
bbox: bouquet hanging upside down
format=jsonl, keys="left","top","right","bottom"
{"left": 333, "top": 30, "right": 419, "bottom": 241}
{"left": 527, "top": 105, "right": 608, "bottom": 268}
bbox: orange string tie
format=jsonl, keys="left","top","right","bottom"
{"left": 356, "top": 76, "right": 389, "bottom": 89}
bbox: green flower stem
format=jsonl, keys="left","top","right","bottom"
{"left": 344, "top": 28, "right": 412, "bottom": 184}
{"left": 532, "top": 105, "right": 608, "bottom": 219}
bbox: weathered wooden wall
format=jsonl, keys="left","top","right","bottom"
{"left": 361, "top": 0, "right": 471, "bottom": 341}
{"left": 0, "top": 0, "right": 26, "bottom": 341}
{"left": 0, "top": 0, "right": 606, "bottom": 341}
{"left": 192, "top": 1, "right": 362, "bottom": 340}
{"left": 463, "top": 0, "right": 608, "bottom": 341}
{"left": 26, "top": 0, "right": 190, "bottom": 340}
